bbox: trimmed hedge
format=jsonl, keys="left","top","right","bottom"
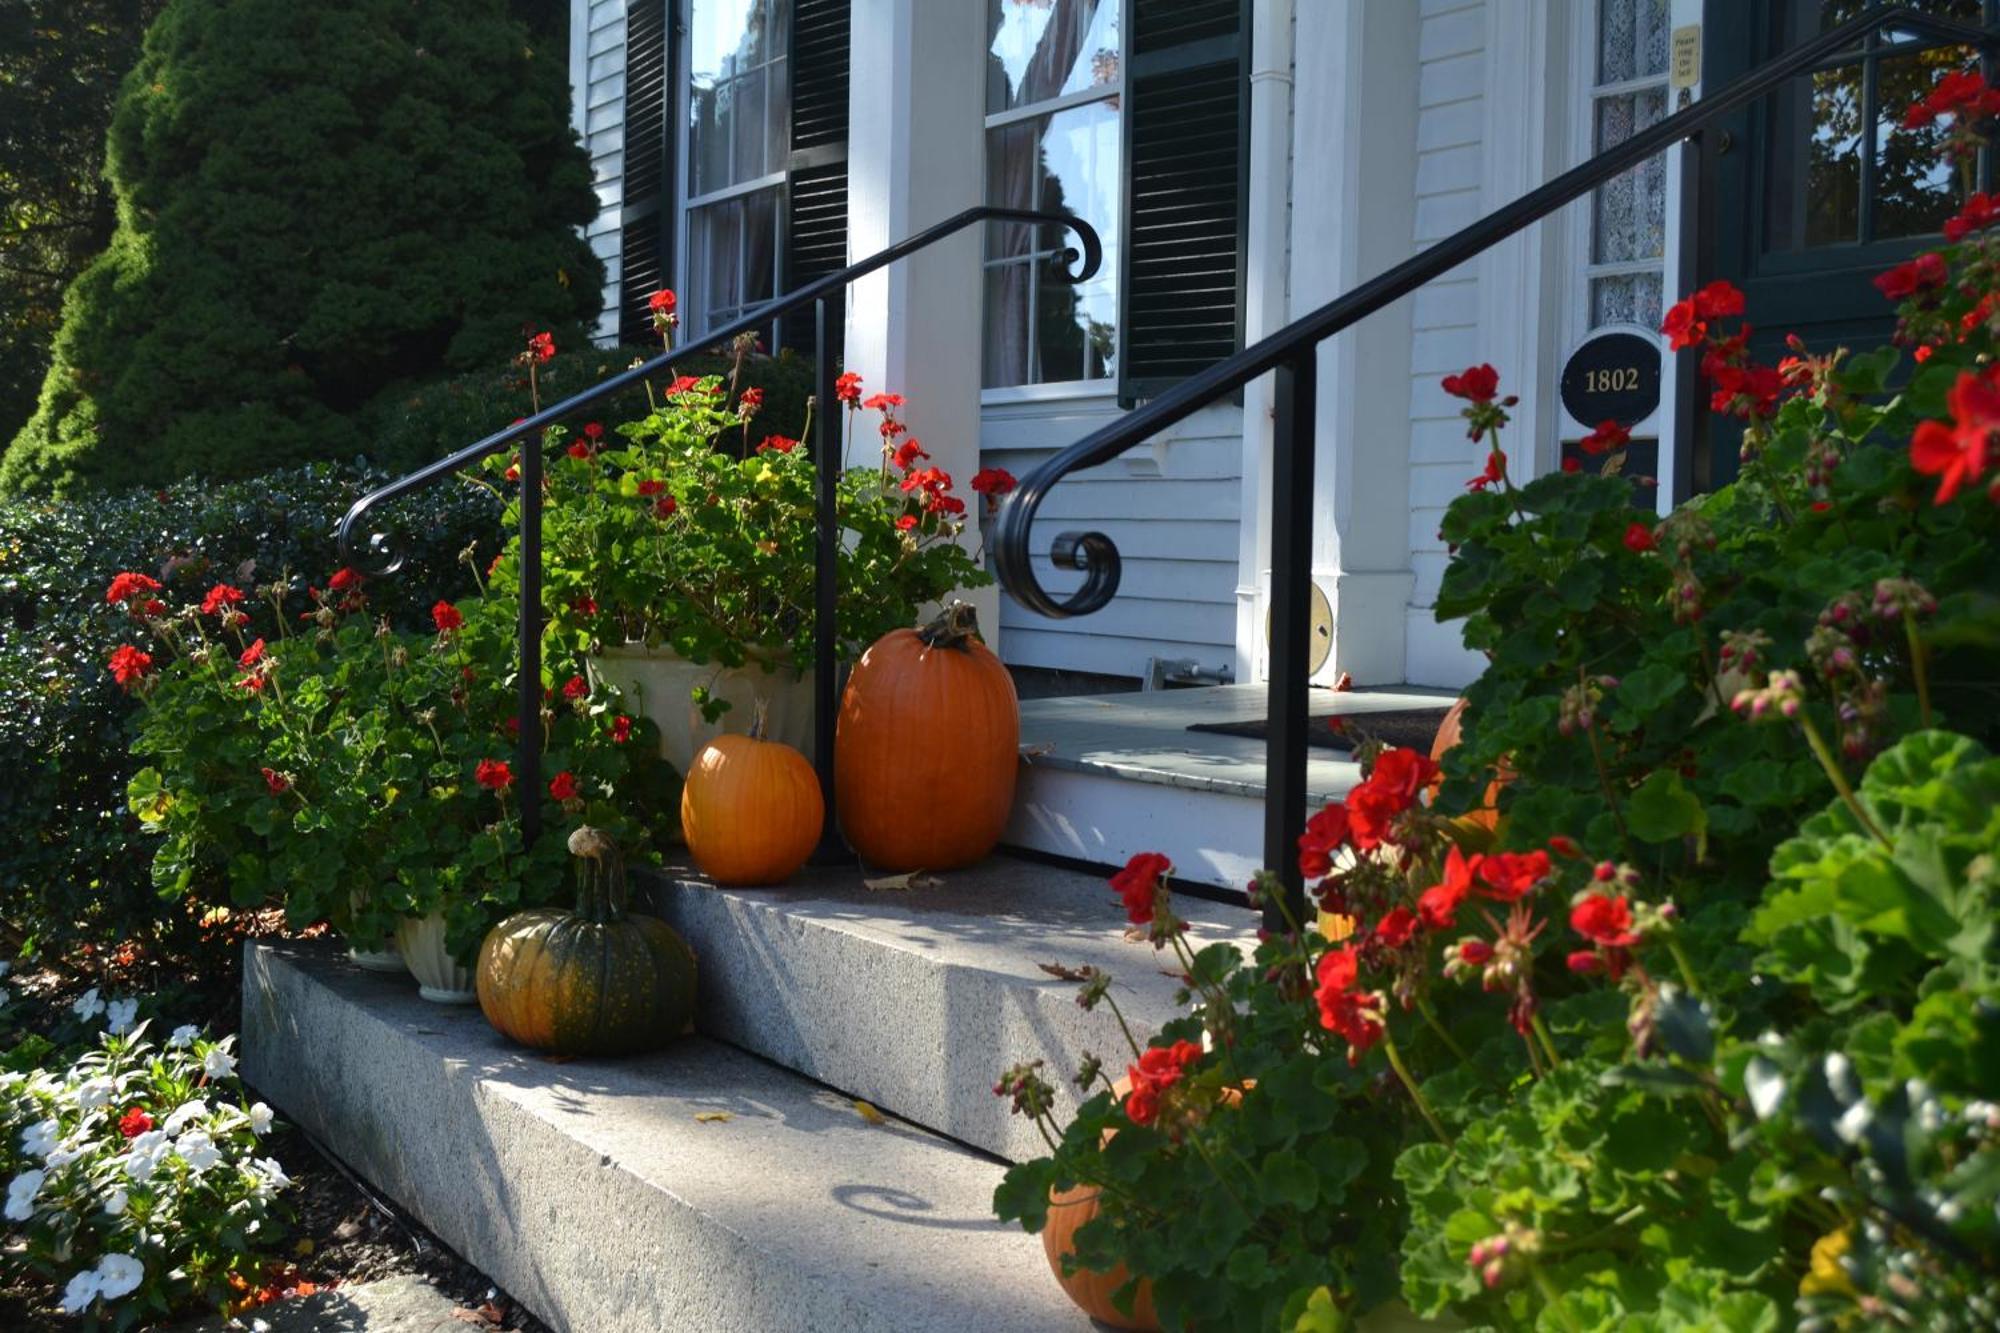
{"left": 0, "top": 465, "right": 503, "bottom": 974}
{"left": 1, "top": 0, "right": 602, "bottom": 495}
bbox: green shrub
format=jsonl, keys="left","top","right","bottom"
{"left": 0, "top": 0, "right": 602, "bottom": 495}
{"left": 0, "top": 465, "right": 501, "bottom": 975}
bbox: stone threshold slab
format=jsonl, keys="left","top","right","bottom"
{"left": 635, "top": 857, "right": 1257, "bottom": 1163}
{"left": 242, "top": 943, "right": 1089, "bottom": 1333}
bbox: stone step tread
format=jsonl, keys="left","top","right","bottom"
{"left": 634, "top": 855, "right": 1258, "bottom": 1163}
{"left": 244, "top": 944, "right": 1089, "bottom": 1333}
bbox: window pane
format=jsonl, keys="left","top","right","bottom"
{"left": 1597, "top": 0, "right": 1670, "bottom": 84}
{"left": 690, "top": 0, "right": 786, "bottom": 196}
{"left": 982, "top": 101, "right": 1121, "bottom": 387}
{"left": 1875, "top": 50, "right": 1975, "bottom": 240}
{"left": 1591, "top": 273, "right": 1664, "bottom": 329}
{"left": 688, "top": 188, "right": 780, "bottom": 334}
{"left": 1764, "top": 62, "right": 1864, "bottom": 249}
{"left": 1592, "top": 87, "right": 1668, "bottom": 264}
{"left": 987, "top": 0, "right": 1121, "bottom": 115}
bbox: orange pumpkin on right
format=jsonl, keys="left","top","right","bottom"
{"left": 1428, "top": 697, "right": 1511, "bottom": 832}
{"left": 1041, "top": 1183, "right": 1161, "bottom": 1330}
{"left": 834, "top": 604, "right": 1019, "bottom": 871}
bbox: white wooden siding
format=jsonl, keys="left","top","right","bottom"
{"left": 574, "top": 0, "right": 629, "bottom": 343}
{"left": 983, "top": 399, "right": 1243, "bottom": 680}
{"left": 1406, "top": 0, "right": 1487, "bottom": 678}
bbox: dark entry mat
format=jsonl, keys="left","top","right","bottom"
{"left": 1188, "top": 705, "right": 1454, "bottom": 754}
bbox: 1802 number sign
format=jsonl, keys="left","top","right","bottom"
{"left": 1560, "top": 331, "right": 1661, "bottom": 429}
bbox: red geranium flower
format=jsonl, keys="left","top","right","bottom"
{"left": 118, "top": 1107, "right": 153, "bottom": 1139}
{"left": 528, "top": 332, "right": 556, "bottom": 363}
{"left": 970, "top": 467, "right": 1017, "bottom": 496}
{"left": 1946, "top": 191, "right": 2000, "bottom": 242}
{"left": 1873, "top": 252, "right": 1948, "bottom": 301}
{"left": 1547, "top": 835, "right": 1582, "bottom": 859}
{"left": 261, "top": 767, "right": 290, "bottom": 795}
{"left": 1109, "top": 851, "right": 1171, "bottom": 925}
{"left": 327, "top": 568, "right": 362, "bottom": 594}
{"left": 1418, "top": 843, "right": 1481, "bottom": 929}
{"left": 740, "top": 387, "right": 764, "bottom": 412}
{"left": 1570, "top": 892, "right": 1640, "bottom": 947}
{"left": 549, "top": 771, "right": 578, "bottom": 801}
{"left": 1122, "top": 1039, "right": 1202, "bottom": 1127}
{"left": 200, "top": 584, "right": 245, "bottom": 617}
{"left": 567, "top": 441, "right": 592, "bottom": 460}
{"left": 1465, "top": 450, "right": 1507, "bottom": 492}
{"left": 1910, "top": 369, "right": 1999, "bottom": 504}
{"left": 610, "top": 715, "right": 633, "bottom": 743}
{"left": 1661, "top": 299, "right": 1706, "bottom": 351}
{"left": 1580, "top": 419, "right": 1630, "bottom": 455}
{"left": 655, "top": 494, "right": 679, "bottom": 518}
{"left": 573, "top": 596, "right": 597, "bottom": 617}
{"left": 891, "top": 439, "right": 930, "bottom": 471}
{"left": 561, "top": 675, "right": 588, "bottom": 700}
{"left": 1691, "top": 280, "right": 1745, "bottom": 319}
{"left": 238, "top": 638, "right": 266, "bottom": 670}
{"left": 834, "top": 371, "right": 863, "bottom": 405}
{"left": 432, "top": 601, "right": 463, "bottom": 632}
{"left": 1441, "top": 364, "right": 1500, "bottom": 403}
{"left": 1297, "top": 801, "right": 1352, "bottom": 880}
{"left": 649, "top": 289, "right": 677, "bottom": 313}
{"left": 1313, "top": 946, "right": 1383, "bottom": 1060}
{"left": 1374, "top": 906, "right": 1421, "bottom": 948}
{"left": 1623, "top": 521, "right": 1657, "bottom": 554}
{"left": 475, "top": 759, "right": 514, "bottom": 791}
{"left": 108, "top": 645, "right": 153, "bottom": 687}
{"left": 1566, "top": 949, "right": 1606, "bottom": 975}
{"left": 105, "top": 572, "right": 162, "bottom": 605}
{"left": 636, "top": 479, "right": 666, "bottom": 496}
{"left": 895, "top": 514, "right": 918, "bottom": 531}
{"left": 1475, "top": 849, "right": 1550, "bottom": 902}
{"left": 1457, "top": 938, "right": 1495, "bottom": 967}
{"left": 862, "top": 392, "right": 907, "bottom": 411}
{"left": 666, "top": 375, "right": 703, "bottom": 397}
{"left": 1367, "top": 748, "right": 1439, "bottom": 804}
{"left": 757, "top": 435, "right": 798, "bottom": 454}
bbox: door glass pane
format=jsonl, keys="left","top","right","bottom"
{"left": 1876, "top": 50, "right": 1974, "bottom": 239}
{"left": 981, "top": 101, "right": 1121, "bottom": 386}
{"left": 1765, "top": 62, "right": 1864, "bottom": 250}
{"left": 987, "top": 0, "right": 1120, "bottom": 115}
{"left": 1597, "top": 0, "right": 1670, "bottom": 84}
{"left": 1592, "top": 87, "right": 1669, "bottom": 265}
{"left": 690, "top": 0, "right": 786, "bottom": 197}
{"left": 1591, "top": 273, "right": 1664, "bottom": 330}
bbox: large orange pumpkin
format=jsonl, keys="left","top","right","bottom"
{"left": 835, "top": 603, "right": 1018, "bottom": 871}
{"left": 1428, "top": 697, "right": 1511, "bottom": 836}
{"left": 681, "top": 702, "right": 823, "bottom": 885}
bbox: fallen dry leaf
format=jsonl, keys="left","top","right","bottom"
{"left": 862, "top": 870, "right": 942, "bottom": 892}
{"left": 853, "top": 1099, "right": 887, "bottom": 1125}
{"left": 1037, "top": 962, "right": 1095, "bottom": 982}
{"left": 693, "top": 1111, "right": 734, "bottom": 1123}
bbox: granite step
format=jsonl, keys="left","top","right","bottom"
{"left": 241, "top": 943, "right": 1090, "bottom": 1333}
{"left": 635, "top": 855, "right": 1259, "bottom": 1163}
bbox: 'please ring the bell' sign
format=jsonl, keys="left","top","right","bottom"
{"left": 1560, "top": 330, "right": 1662, "bottom": 430}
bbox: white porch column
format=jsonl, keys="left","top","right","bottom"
{"left": 1276, "top": 0, "right": 1420, "bottom": 687}
{"left": 844, "top": 0, "right": 996, "bottom": 637}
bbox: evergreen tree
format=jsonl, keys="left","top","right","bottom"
{"left": 2, "top": 0, "right": 601, "bottom": 494}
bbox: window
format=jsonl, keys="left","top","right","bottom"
{"left": 684, "top": 0, "right": 790, "bottom": 339}
{"left": 1586, "top": 0, "right": 1671, "bottom": 331}
{"left": 982, "top": 0, "right": 1124, "bottom": 389}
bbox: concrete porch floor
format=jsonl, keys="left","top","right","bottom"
{"left": 1006, "top": 683, "right": 1460, "bottom": 889}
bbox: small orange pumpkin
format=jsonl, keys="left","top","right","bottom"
{"left": 1042, "top": 1183, "right": 1162, "bottom": 1331}
{"left": 681, "top": 701, "right": 823, "bottom": 885}
{"left": 835, "top": 603, "right": 1018, "bottom": 871}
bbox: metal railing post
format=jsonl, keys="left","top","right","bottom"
{"left": 1263, "top": 350, "right": 1315, "bottom": 932}
{"left": 811, "top": 292, "right": 847, "bottom": 862}
{"left": 518, "top": 437, "right": 544, "bottom": 847}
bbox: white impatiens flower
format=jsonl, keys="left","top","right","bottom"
{"left": 44, "top": 1143, "right": 86, "bottom": 1171}
{"left": 93, "top": 1253, "right": 144, "bottom": 1301}
{"left": 202, "top": 1042, "right": 237, "bottom": 1080}
{"left": 167, "top": 1024, "right": 200, "bottom": 1050}
{"left": 105, "top": 998, "right": 139, "bottom": 1035}
{"left": 103, "top": 1187, "right": 128, "bottom": 1217}
{"left": 252, "top": 1156, "right": 290, "bottom": 1196}
{"left": 0, "top": 1071, "right": 22, "bottom": 1092}
{"left": 162, "top": 1099, "right": 208, "bottom": 1135}
{"left": 21, "top": 1118, "right": 60, "bottom": 1157}
{"left": 76, "top": 1076, "right": 115, "bottom": 1111}
{"left": 59, "top": 1268, "right": 102, "bottom": 1313}
{"left": 122, "top": 1131, "right": 169, "bottom": 1183}
{"left": 175, "top": 1130, "right": 221, "bottom": 1173}
{"left": 71, "top": 987, "right": 105, "bottom": 1022}
{"left": 247, "top": 1102, "right": 274, "bottom": 1135}
{"left": 5, "top": 1169, "right": 46, "bottom": 1221}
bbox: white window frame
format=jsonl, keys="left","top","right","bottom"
{"left": 979, "top": 0, "right": 1124, "bottom": 402}
{"left": 675, "top": 0, "right": 789, "bottom": 344}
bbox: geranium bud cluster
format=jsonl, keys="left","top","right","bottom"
{"left": 1872, "top": 576, "right": 1936, "bottom": 622}
{"left": 1717, "top": 628, "right": 1773, "bottom": 675}
{"left": 1558, "top": 675, "right": 1618, "bottom": 735}
{"left": 1466, "top": 1222, "right": 1540, "bottom": 1290}
{"left": 1732, "top": 668, "right": 1806, "bottom": 722}
{"left": 993, "top": 1061, "right": 1056, "bottom": 1119}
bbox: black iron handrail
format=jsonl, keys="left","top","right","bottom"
{"left": 990, "top": 4, "right": 1996, "bottom": 927}
{"left": 338, "top": 205, "right": 1101, "bottom": 849}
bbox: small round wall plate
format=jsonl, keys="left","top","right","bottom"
{"left": 1265, "top": 581, "right": 1334, "bottom": 676}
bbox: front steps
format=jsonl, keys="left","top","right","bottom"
{"left": 243, "top": 944, "right": 1088, "bottom": 1333}
{"left": 1010, "top": 683, "right": 1458, "bottom": 888}
{"left": 635, "top": 858, "right": 1257, "bottom": 1163}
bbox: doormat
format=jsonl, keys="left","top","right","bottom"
{"left": 1188, "top": 705, "right": 1454, "bottom": 755}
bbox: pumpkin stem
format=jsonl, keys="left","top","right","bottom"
{"left": 567, "top": 825, "right": 628, "bottom": 922}
{"left": 915, "top": 600, "right": 983, "bottom": 651}
{"left": 747, "top": 695, "right": 771, "bottom": 742}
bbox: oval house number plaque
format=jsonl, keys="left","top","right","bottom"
{"left": 1559, "top": 330, "right": 1662, "bottom": 429}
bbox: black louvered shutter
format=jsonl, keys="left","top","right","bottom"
{"left": 617, "top": 1, "right": 672, "bottom": 346}
{"left": 782, "top": 0, "right": 850, "bottom": 352}
{"left": 1118, "top": 0, "right": 1250, "bottom": 404}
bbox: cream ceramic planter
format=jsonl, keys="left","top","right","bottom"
{"left": 346, "top": 943, "right": 406, "bottom": 974}
{"left": 394, "top": 912, "right": 476, "bottom": 1004}
{"left": 589, "top": 644, "right": 816, "bottom": 776}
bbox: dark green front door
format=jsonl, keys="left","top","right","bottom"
{"left": 1700, "top": 0, "right": 1995, "bottom": 488}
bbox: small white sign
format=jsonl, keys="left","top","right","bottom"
{"left": 1671, "top": 25, "right": 1701, "bottom": 90}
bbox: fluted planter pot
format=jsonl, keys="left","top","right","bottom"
{"left": 589, "top": 644, "right": 815, "bottom": 778}
{"left": 394, "top": 912, "right": 476, "bottom": 1004}
{"left": 346, "top": 890, "right": 407, "bottom": 974}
